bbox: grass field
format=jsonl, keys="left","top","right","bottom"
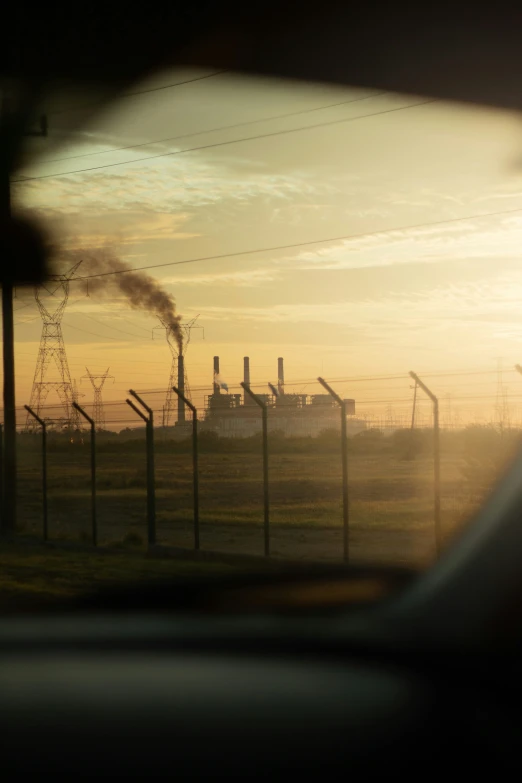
{"left": 4, "top": 426, "right": 515, "bottom": 606}
{"left": 0, "top": 537, "right": 241, "bottom": 611}
{"left": 14, "top": 430, "right": 499, "bottom": 568}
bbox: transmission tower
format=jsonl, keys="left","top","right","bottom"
{"left": 157, "top": 316, "right": 203, "bottom": 427}
{"left": 81, "top": 368, "right": 114, "bottom": 431}
{"left": 26, "top": 263, "right": 82, "bottom": 431}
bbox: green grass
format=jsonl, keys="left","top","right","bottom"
{"left": 15, "top": 447, "right": 481, "bottom": 541}
{"left": 0, "top": 538, "right": 235, "bottom": 610}
{"left": 3, "top": 439, "right": 494, "bottom": 606}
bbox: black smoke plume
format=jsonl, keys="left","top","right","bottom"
{"left": 61, "top": 248, "right": 182, "bottom": 349}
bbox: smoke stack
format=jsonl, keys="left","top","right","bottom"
{"left": 213, "top": 355, "right": 220, "bottom": 395}
{"left": 243, "top": 356, "right": 251, "bottom": 386}
{"left": 177, "top": 355, "right": 185, "bottom": 423}
{"left": 278, "top": 357, "right": 285, "bottom": 395}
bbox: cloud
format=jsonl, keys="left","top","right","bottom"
{"left": 283, "top": 212, "right": 522, "bottom": 272}
{"left": 13, "top": 151, "right": 334, "bottom": 216}
{"left": 192, "top": 273, "right": 522, "bottom": 335}
{"left": 70, "top": 211, "right": 197, "bottom": 245}
{"left": 161, "top": 268, "right": 279, "bottom": 287}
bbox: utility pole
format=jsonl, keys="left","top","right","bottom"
{"left": 1, "top": 97, "right": 47, "bottom": 531}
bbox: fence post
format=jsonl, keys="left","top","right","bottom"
{"left": 241, "top": 382, "right": 270, "bottom": 557}
{"left": 318, "top": 377, "right": 349, "bottom": 563}
{"left": 23, "top": 406, "right": 48, "bottom": 541}
{"left": 129, "top": 390, "right": 156, "bottom": 546}
{"left": 172, "top": 386, "right": 199, "bottom": 550}
{"left": 409, "top": 372, "right": 440, "bottom": 556}
{"left": 72, "top": 402, "right": 97, "bottom": 546}
{"left": 126, "top": 397, "right": 156, "bottom": 547}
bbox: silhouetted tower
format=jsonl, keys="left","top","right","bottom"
{"left": 160, "top": 316, "right": 203, "bottom": 427}
{"left": 26, "top": 263, "right": 82, "bottom": 431}
{"left": 81, "top": 368, "right": 114, "bottom": 431}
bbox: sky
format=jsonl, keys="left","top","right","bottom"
{"left": 9, "top": 68, "right": 522, "bottom": 426}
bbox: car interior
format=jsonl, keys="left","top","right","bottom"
{"left": 2, "top": 4, "right": 522, "bottom": 776}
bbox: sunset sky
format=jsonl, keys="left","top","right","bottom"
{"left": 9, "top": 68, "right": 522, "bottom": 426}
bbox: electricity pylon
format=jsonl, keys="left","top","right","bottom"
{"left": 157, "top": 315, "right": 203, "bottom": 427}
{"left": 25, "top": 262, "right": 82, "bottom": 431}
{"left": 81, "top": 368, "right": 114, "bottom": 431}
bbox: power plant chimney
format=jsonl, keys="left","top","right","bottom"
{"left": 177, "top": 354, "right": 185, "bottom": 423}
{"left": 213, "top": 355, "right": 220, "bottom": 395}
{"left": 278, "top": 357, "right": 285, "bottom": 395}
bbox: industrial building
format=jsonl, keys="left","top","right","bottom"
{"left": 201, "top": 356, "right": 367, "bottom": 438}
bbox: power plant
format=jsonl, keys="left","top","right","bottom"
{"left": 201, "top": 356, "right": 365, "bottom": 438}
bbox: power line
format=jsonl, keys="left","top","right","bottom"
{"left": 14, "top": 315, "right": 41, "bottom": 326}
{"left": 421, "top": 369, "right": 499, "bottom": 378}
{"left": 4, "top": 346, "right": 518, "bottom": 380}
{"left": 215, "top": 376, "right": 406, "bottom": 388}
{"left": 10, "top": 304, "right": 149, "bottom": 343}
{"left": 12, "top": 98, "right": 436, "bottom": 183}
{"left": 128, "top": 369, "right": 505, "bottom": 393}
{"left": 11, "top": 391, "right": 520, "bottom": 412}
{"left": 71, "top": 203, "right": 522, "bottom": 281}
{"left": 6, "top": 346, "right": 206, "bottom": 368}
{"left": 35, "top": 92, "right": 388, "bottom": 165}
{"left": 61, "top": 320, "right": 142, "bottom": 342}
{"left": 117, "top": 315, "right": 156, "bottom": 334}
{"left": 313, "top": 369, "right": 500, "bottom": 384}
{"left": 8, "top": 351, "right": 179, "bottom": 369}
{"left": 71, "top": 311, "right": 153, "bottom": 340}
{"left": 48, "top": 71, "right": 229, "bottom": 116}
{"left": 63, "top": 291, "right": 159, "bottom": 336}
{"left": 444, "top": 392, "right": 522, "bottom": 401}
